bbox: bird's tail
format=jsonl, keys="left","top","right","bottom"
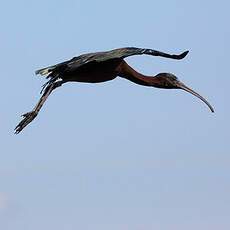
{"left": 35, "top": 65, "right": 57, "bottom": 76}
{"left": 35, "top": 59, "right": 69, "bottom": 77}
{"left": 36, "top": 61, "right": 68, "bottom": 93}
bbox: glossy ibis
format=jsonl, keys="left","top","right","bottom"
{"left": 15, "top": 47, "right": 214, "bottom": 134}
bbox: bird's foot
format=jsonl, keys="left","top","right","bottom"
{"left": 14, "top": 111, "right": 38, "bottom": 134}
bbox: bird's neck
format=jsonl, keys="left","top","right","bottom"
{"left": 118, "top": 61, "right": 161, "bottom": 87}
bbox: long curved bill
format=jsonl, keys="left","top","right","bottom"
{"left": 176, "top": 81, "right": 214, "bottom": 113}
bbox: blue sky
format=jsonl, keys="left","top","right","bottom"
{"left": 1, "top": 0, "right": 229, "bottom": 229}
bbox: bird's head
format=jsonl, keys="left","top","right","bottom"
{"left": 154, "top": 73, "right": 214, "bottom": 112}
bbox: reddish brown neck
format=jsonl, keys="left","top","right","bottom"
{"left": 117, "top": 61, "right": 160, "bottom": 87}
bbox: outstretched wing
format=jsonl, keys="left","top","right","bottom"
{"left": 35, "top": 47, "right": 189, "bottom": 77}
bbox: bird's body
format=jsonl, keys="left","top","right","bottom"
{"left": 15, "top": 47, "right": 214, "bottom": 134}
{"left": 61, "top": 59, "right": 122, "bottom": 83}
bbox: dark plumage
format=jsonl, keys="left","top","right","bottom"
{"left": 36, "top": 47, "right": 189, "bottom": 76}
{"left": 15, "top": 47, "right": 213, "bottom": 134}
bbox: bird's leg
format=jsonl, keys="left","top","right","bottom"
{"left": 14, "top": 80, "right": 64, "bottom": 134}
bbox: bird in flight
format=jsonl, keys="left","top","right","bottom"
{"left": 15, "top": 47, "right": 214, "bottom": 134}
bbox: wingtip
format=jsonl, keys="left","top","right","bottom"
{"left": 180, "top": 50, "right": 189, "bottom": 59}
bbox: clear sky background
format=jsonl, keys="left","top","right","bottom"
{"left": 0, "top": 0, "right": 229, "bottom": 229}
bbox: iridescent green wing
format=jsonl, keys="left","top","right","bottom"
{"left": 35, "top": 47, "right": 188, "bottom": 76}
